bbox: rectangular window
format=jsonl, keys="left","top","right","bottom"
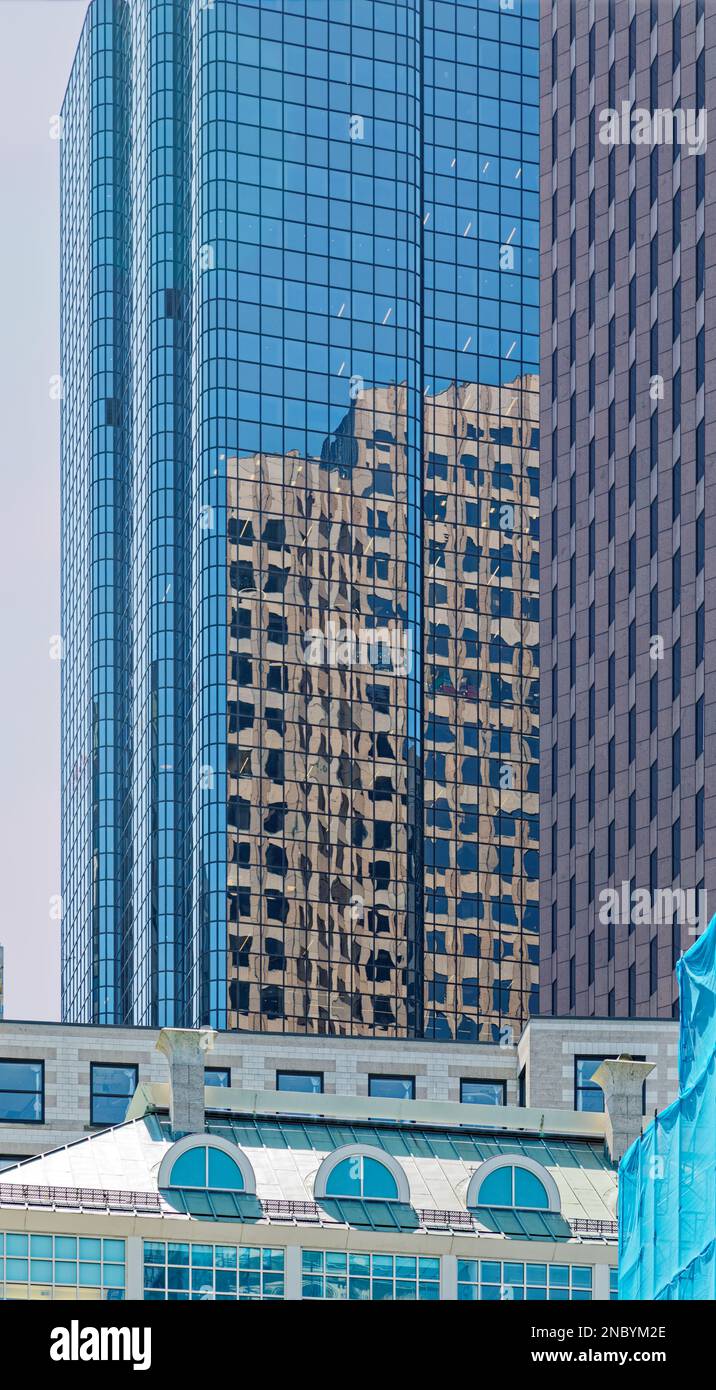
{"left": 672, "top": 638, "right": 681, "bottom": 700}
{"left": 275, "top": 1071, "right": 323, "bottom": 1095}
{"left": 697, "top": 604, "right": 705, "bottom": 666}
{"left": 650, "top": 236, "right": 658, "bottom": 292}
{"left": 672, "top": 818, "right": 681, "bottom": 880}
{"left": 697, "top": 511, "right": 705, "bottom": 575}
{"left": 1, "top": 1234, "right": 125, "bottom": 1300}
{"left": 575, "top": 1058, "right": 608, "bottom": 1113}
{"left": 460, "top": 1080, "right": 506, "bottom": 1107}
{"left": 697, "top": 235, "right": 705, "bottom": 298}
{"left": 368, "top": 1076, "right": 415, "bottom": 1101}
{"left": 144, "top": 1241, "right": 284, "bottom": 1301}
{"left": 672, "top": 279, "right": 681, "bottom": 339}
{"left": 696, "top": 789, "right": 705, "bottom": 851}
{"left": 304, "top": 1250, "right": 439, "bottom": 1302}
{"left": 205, "top": 1067, "right": 231, "bottom": 1088}
{"left": 672, "top": 729, "right": 681, "bottom": 790}
{"left": 90, "top": 1064, "right": 138, "bottom": 1127}
{"left": 0, "top": 1060, "right": 44, "bottom": 1124}
{"left": 696, "top": 696, "right": 704, "bottom": 759}
{"left": 458, "top": 1259, "right": 592, "bottom": 1302}
{"left": 650, "top": 938, "right": 658, "bottom": 996}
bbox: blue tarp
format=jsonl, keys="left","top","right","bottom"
{"left": 619, "top": 913, "right": 716, "bottom": 1299}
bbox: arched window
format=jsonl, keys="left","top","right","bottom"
{"left": 157, "top": 1137, "right": 256, "bottom": 1195}
{"left": 314, "top": 1145, "right": 410, "bottom": 1204}
{"left": 326, "top": 1155, "right": 397, "bottom": 1200}
{"left": 467, "top": 1157, "right": 559, "bottom": 1213}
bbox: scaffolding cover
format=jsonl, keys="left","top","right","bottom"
{"left": 619, "top": 913, "right": 716, "bottom": 1299}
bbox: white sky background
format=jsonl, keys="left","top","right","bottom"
{"left": 0, "top": 0, "right": 90, "bottom": 1018}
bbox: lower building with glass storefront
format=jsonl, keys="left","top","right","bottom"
{"left": 0, "top": 1027, "right": 620, "bottom": 1302}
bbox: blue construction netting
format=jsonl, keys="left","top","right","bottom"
{"left": 619, "top": 913, "right": 716, "bottom": 1299}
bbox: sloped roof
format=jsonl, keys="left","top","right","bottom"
{"left": 0, "top": 1102, "right": 617, "bottom": 1233}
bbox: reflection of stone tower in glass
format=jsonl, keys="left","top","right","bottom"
{"left": 422, "top": 378, "right": 540, "bottom": 1040}
{"left": 227, "top": 386, "right": 420, "bottom": 1035}
{"left": 226, "top": 376, "right": 539, "bottom": 1039}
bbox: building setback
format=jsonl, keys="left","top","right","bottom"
{"left": 61, "top": 0, "right": 540, "bottom": 1040}
{"left": 540, "top": 0, "right": 715, "bottom": 1018}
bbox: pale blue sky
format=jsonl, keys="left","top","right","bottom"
{"left": 0, "top": 0, "right": 89, "bottom": 1018}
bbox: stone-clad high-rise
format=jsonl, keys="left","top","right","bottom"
{"left": 61, "top": 0, "right": 539, "bottom": 1039}
{"left": 540, "top": 0, "right": 713, "bottom": 1018}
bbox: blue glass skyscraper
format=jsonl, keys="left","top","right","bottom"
{"left": 61, "top": 0, "right": 538, "bottom": 1039}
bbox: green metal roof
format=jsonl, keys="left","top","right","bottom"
{"left": 172, "top": 1113, "right": 611, "bottom": 1174}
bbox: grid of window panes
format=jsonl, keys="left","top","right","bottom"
{"left": 61, "top": 0, "right": 541, "bottom": 1041}
{"left": 60, "top": 0, "right": 99, "bottom": 1023}
{"left": 225, "top": 0, "right": 423, "bottom": 1037}
{"left": 0, "top": 1061, "right": 44, "bottom": 1123}
{"left": 90, "top": 1064, "right": 137, "bottom": 1126}
{"left": 302, "top": 1250, "right": 440, "bottom": 1300}
{"left": 143, "top": 1241, "right": 284, "bottom": 1300}
{"left": 457, "top": 1259, "right": 592, "bottom": 1301}
{"left": 0, "top": 1234, "right": 125, "bottom": 1300}
{"left": 422, "top": 0, "right": 540, "bottom": 1042}
{"left": 610, "top": 1266, "right": 618, "bottom": 1301}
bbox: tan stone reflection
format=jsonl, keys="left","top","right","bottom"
{"left": 423, "top": 376, "right": 539, "bottom": 1039}
{"left": 226, "top": 376, "right": 539, "bottom": 1037}
{"left": 227, "top": 387, "right": 415, "bottom": 1034}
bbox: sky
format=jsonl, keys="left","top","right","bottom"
{"left": 0, "top": 0, "right": 90, "bottom": 1019}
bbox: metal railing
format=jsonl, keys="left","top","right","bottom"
{"left": 571, "top": 1218, "right": 618, "bottom": 1238}
{"left": 0, "top": 1182, "right": 162, "bottom": 1213}
{"left": 0, "top": 1182, "right": 618, "bottom": 1239}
